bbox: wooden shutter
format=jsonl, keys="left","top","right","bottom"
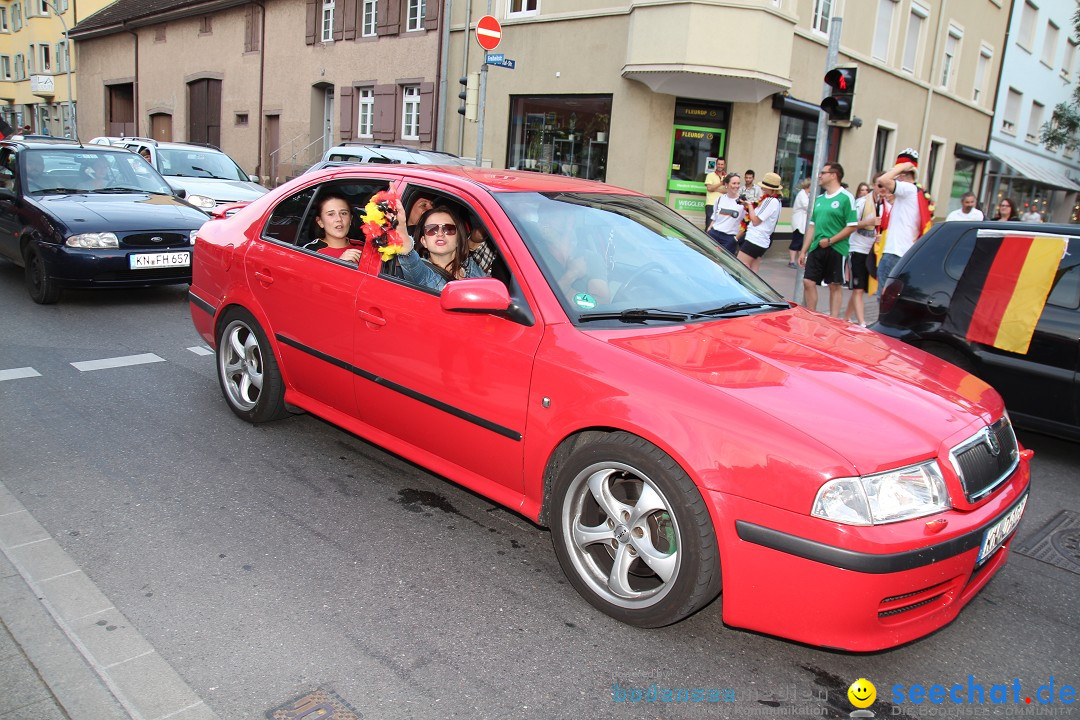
{"left": 418, "top": 82, "right": 434, "bottom": 143}
{"left": 305, "top": 0, "right": 317, "bottom": 44}
{"left": 377, "top": 0, "right": 399, "bottom": 36}
{"left": 343, "top": 0, "right": 358, "bottom": 40}
{"left": 332, "top": 0, "right": 345, "bottom": 41}
{"left": 339, "top": 86, "right": 354, "bottom": 141}
{"left": 372, "top": 84, "right": 396, "bottom": 141}
{"left": 423, "top": 0, "right": 439, "bottom": 31}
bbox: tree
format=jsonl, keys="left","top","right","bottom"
{"left": 1041, "top": 8, "right": 1080, "bottom": 152}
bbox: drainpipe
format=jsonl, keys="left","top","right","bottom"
{"left": 126, "top": 25, "right": 139, "bottom": 137}
{"left": 435, "top": 0, "right": 451, "bottom": 151}
{"left": 255, "top": 0, "right": 266, "bottom": 178}
{"left": 458, "top": 0, "right": 471, "bottom": 155}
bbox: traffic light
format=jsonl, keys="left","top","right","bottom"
{"left": 821, "top": 65, "right": 857, "bottom": 123}
{"left": 457, "top": 73, "right": 478, "bottom": 122}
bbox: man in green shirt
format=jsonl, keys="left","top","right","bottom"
{"left": 799, "top": 162, "right": 858, "bottom": 318}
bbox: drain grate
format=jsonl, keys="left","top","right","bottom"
{"left": 1014, "top": 510, "right": 1080, "bottom": 575}
{"left": 266, "top": 687, "right": 362, "bottom": 720}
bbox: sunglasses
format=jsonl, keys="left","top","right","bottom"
{"left": 423, "top": 223, "right": 458, "bottom": 237}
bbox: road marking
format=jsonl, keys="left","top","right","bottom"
{"left": 187, "top": 346, "right": 213, "bottom": 356}
{"left": 71, "top": 353, "right": 166, "bottom": 372}
{"left": 0, "top": 367, "right": 41, "bottom": 382}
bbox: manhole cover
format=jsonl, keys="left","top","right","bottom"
{"left": 266, "top": 687, "right": 362, "bottom": 720}
{"left": 1014, "top": 510, "right": 1080, "bottom": 575}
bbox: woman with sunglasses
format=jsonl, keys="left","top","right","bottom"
{"left": 397, "top": 206, "right": 487, "bottom": 291}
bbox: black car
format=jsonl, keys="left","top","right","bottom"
{"left": 872, "top": 220, "right": 1079, "bottom": 440}
{"left": 0, "top": 139, "right": 209, "bottom": 304}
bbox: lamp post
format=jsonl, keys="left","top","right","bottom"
{"left": 42, "top": 0, "right": 77, "bottom": 141}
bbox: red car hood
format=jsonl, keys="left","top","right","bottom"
{"left": 593, "top": 307, "right": 1000, "bottom": 473}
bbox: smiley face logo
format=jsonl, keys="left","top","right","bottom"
{"left": 848, "top": 678, "right": 876, "bottom": 709}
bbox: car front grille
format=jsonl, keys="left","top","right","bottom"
{"left": 949, "top": 417, "right": 1019, "bottom": 502}
{"left": 121, "top": 232, "right": 189, "bottom": 249}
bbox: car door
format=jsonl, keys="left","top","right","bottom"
{"left": 975, "top": 235, "right": 1080, "bottom": 431}
{"left": 244, "top": 178, "right": 390, "bottom": 418}
{"left": 0, "top": 148, "right": 23, "bottom": 262}
{"left": 351, "top": 182, "right": 544, "bottom": 496}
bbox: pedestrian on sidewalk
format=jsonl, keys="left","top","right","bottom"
{"left": 874, "top": 149, "right": 934, "bottom": 297}
{"left": 788, "top": 178, "right": 810, "bottom": 268}
{"left": 799, "top": 162, "right": 858, "bottom": 317}
{"left": 844, "top": 172, "right": 882, "bottom": 327}
{"left": 742, "top": 170, "right": 763, "bottom": 205}
{"left": 737, "top": 172, "right": 783, "bottom": 273}
{"left": 706, "top": 173, "right": 745, "bottom": 256}
{"left": 704, "top": 158, "right": 726, "bottom": 229}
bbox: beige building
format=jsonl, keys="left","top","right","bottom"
{"left": 70, "top": 0, "right": 445, "bottom": 184}
{"left": 447, "top": 0, "right": 1011, "bottom": 224}
{"left": 0, "top": 0, "right": 111, "bottom": 136}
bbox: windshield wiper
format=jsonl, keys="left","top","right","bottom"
{"left": 699, "top": 301, "right": 790, "bottom": 316}
{"left": 92, "top": 187, "right": 148, "bottom": 193}
{"left": 578, "top": 308, "right": 696, "bottom": 324}
{"left": 36, "top": 187, "right": 85, "bottom": 195}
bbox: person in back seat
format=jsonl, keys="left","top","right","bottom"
{"left": 313, "top": 192, "right": 361, "bottom": 263}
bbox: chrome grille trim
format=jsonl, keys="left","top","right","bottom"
{"left": 948, "top": 417, "right": 1019, "bottom": 502}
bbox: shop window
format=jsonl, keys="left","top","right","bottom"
{"left": 774, "top": 112, "right": 819, "bottom": 204}
{"left": 507, "top": 95, "right": 611, "bottom": 181}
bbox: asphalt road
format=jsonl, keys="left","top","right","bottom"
{"left": 0, "top": 260, "right": 1077, "bottom": 720}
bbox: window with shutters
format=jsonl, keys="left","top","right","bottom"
{"left": 0, "top": 8, "right": 8, "bottom": 33}
{"left": 322, "top": 0, "right": 335, "bottom": 42}
{"left": 0, "top": 56, "right": 11, "bottom": 81}
{"left": 358, "top": 88, "right": 374, "bottom": 138}
{"left": 12, "top": 4, "right": 21, "bottom": 32}
{"left": 27, "top": 44, "right": 34, "bottom": 73}
{"left": 402, "top": 86, "right": 420, "bottom": 139}
{"left": 14, "top": 53, "right": 24, "bottom": 81}
{"left": 245, "top": 5, "right": 262, "bottom": 52}
{"left": 55, "top": 41, "right": 67, "bottom": 72}
{"left": 38, "top": 42, "right": 49, "bottom": 72}
{"left": 406, "top": 0, "right": 424, "bottom": 31}
{"left": 362, "top": 0, "right": 377, "bottom": 36}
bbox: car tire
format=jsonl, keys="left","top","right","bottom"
{"left": 215, "top": 308, "right": 288, "bottom": 423}
{"left": 550, "top": 432, "right": 722, "bottom": 628}
{"left": 23, "top": 245, "right": 60, "bottom": 304}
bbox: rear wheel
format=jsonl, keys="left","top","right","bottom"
{"left": 23, "top": 245, "right": 60, "bottom": 304}
{"left": 550, "top": 432, "right": 721, "bottom": 627}
{"left": 215, "top": 308, "right": 287, "bottom": 423}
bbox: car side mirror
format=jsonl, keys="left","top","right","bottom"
{"left": 173, "top": 187, "right": 187, "bottom": 199}
{"left": 440, "top": 278, "right": 511, "bottom": 314}
{"left": 248, "top": 174, "right": 260, "bottom": 183}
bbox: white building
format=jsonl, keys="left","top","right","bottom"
{"left": 987, "top": 0, "right": 1080, "bottom": 222}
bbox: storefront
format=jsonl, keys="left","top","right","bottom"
{"left": 506, "top": 94, "right": 611, "bottom": 180}
{"left": 947, "top": 143, "right": 990, "bottom": 214}
{"left": 985, "top": 146, "right": 1080, "bottom": 223}
{"left": 665, "top": 99, "right": 730, "bottom": 225}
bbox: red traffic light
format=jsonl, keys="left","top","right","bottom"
{"left": 822, "top": 65, "right": 858, "bottom": 122}
{"left": 824, "top": 66, "right": 857, "bottom": 92}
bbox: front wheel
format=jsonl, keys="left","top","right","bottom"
{"left": 23, "top": 245, "right": 60, "bottom": 304}
{"left": 215, "top": 308, "right": 287, "bottom": 423}
{"left": 550, "top": 432, "right": 721, "bottom": 627}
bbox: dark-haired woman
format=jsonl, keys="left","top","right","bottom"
{"left": 993, "top": 197, "right": 1020, "bottom": 221}
{"left": 313, "top": 193, "right": 361, "bottom": 262}
{"left": 706, "top": 173, "right": 744, "bottom": 255}
{"left": 397, "top": 206, "right": 487, "bottom": 291}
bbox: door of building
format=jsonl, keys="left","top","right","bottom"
{"left": 264, "top": 114, "right": 280, "bottom": 186}
{"left": 323, "top": 88, "right": 334, "bottom": 155}
{"left": 106, "top": 83, "right": 135, "bottom": 137}
{"left": 150, "top": 113, "right": 172, "bottom": 142}
{"left": 188, "top": 79, "right": 222, "bottom": 146}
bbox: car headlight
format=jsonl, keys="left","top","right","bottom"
{"left": 189, "top": 230, "right": 199, "bottom": 245}
{"left": 186, "top": 194, "right": 216, "bottom": 210}
{"left": 811, "top": 460, "right": 950, "bottom": 526}
{"left": 65, "top": 232, "right": 119, "bottom": 249}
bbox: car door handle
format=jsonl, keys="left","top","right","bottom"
{"left": 254, "top": 269, "right": 273, "bottom": 286}
{"left": 358, "top": 308, "right": 386, "bottom": 326}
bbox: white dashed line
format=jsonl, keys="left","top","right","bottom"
{"left": 0, "top": 367, "right": 41, "bottom": 382}
{"left": 187, "top": 345, "right": 214, "bottom": 356}
{"left": 71, "top": 353, "right": 166, "bottom": 372}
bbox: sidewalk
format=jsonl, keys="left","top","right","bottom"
{"left": 0, "top": 481, "right": 218, "bottom": 720}
{"left": 752, "top": 244, "right": 880, "bottom": 326}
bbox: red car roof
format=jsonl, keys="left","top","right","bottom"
{"left": 314, "top": 163, "right": 640, "bottom": 195}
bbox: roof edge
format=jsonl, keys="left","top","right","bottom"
{"left": 70, "top": 0, "right": 252, "bottom": 39}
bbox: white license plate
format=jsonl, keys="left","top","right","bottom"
{"left": 976, "top": 494, "right": 1027, "bottom": 565}
{"left": 129, "top": 252, "right": 191, "bottom": 269}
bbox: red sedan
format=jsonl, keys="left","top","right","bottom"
{"left": 189, "top": 166, "right": 1030, "bottom": 651}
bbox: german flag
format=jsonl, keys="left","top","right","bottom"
{"left": 943, "top": 233, "right": 1068, "bottom": 354}
{"left": 0, "top": 117, "right": 12, "bottom": 140}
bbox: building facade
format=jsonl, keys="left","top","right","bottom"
{"left": 986, "top": 0, "right": 1080, "bottom": 223}
{"left": 0, "top": 0, "right": 111, "bottom": 137}
{"left": 446, "top": 0, "right": 1011, "bottom": 226}
{"left": 70, "top": 0, "right": 445, "bottom": 184}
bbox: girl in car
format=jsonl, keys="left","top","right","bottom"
{"left": 395, "top": 206, "right": 487, "bottom": 291}
{"left": 313, "top": 193, "right": 361, "bottom": 263}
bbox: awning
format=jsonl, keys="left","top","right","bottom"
{"left": 990, "top": 147, "right": 1080, "bottom": 192}
{"left": 622, "top": 65, "right": 790, "bottom": 104}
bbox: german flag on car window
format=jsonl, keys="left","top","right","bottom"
{"left": 943, "top": 231, "right": 1068, "bottom": 354}
{"left": 0, "top": 117, "right": 13, "bottom": 140}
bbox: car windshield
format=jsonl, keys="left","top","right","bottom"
{"left": 22, "top": 149, "right": 175, "bottom": 196}
{"left": 157, "top": 148, "right": 249, "bottom": 181}
{"left": 498, "top": 192, "right": 786, "bottom": 324}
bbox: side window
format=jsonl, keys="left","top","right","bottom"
{"left": 943, "top": 230, "right": 976, "bottom": 281}
{"left": 263, "top": 186, "right": 316, "bottom": 246}
{"left": 0, "top": 149, "right": 15, "bottom": 191}
{"left": 1047, "top": 238, "right": 1080, "bottom": 310}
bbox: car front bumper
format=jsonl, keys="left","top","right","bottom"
{"left": 40, "top": 244, "right": 192, "bottom": 289}
{"left": 710, "top": 463, "right": 1030, "bottom": 651}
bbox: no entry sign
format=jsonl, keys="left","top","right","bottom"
{"left": 475, "top": 15, "right": 502, "bottom": 51}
